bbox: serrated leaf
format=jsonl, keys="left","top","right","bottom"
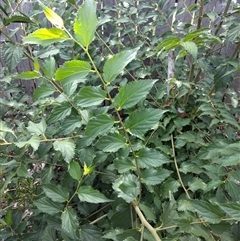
{"left": 42, "top": 226, "right": 56, "bottom": 241}
{"left": 80, "top": 224, "right": 102, "bottom": 241}
{"left": 43, "top": 6, "right": 64, "bottom": 28}
{"left": 181, "top": 41, "right": 198, "bottom": 59}
{"left": 61, "top": 207, "right": 78, "bottom": 236}
{"left": 27, "top": 119, "right": 47, "bottom": 136}
{"left": 114, "top": 157, "right": 135, "bottom": 173}
{"left": 75, "top": 86, "right": 106, "bottom": 107}
{"left": 112, "top": 174, "right": 140, "bottom": 203}
{"left": 84, "top": 114, "right": 115, "bottom": 140}
{"left": 14, "top": 134, "right": 40, "bottom": 152}
{"left": 141, "top": 168, "right": 172, "bottom": 185}
{"left": 33, "top": 83, "right": 55, "bottom": 99}
{"left": 23, "top": 28, "right": 69, "bottom": 46}
{"left": 74, "top": 0, "right": 98, "bottom": 47}
{"left": 137, "top": 147, "right": 171, "bottom": 169}
{"left": 190, "top": 200, "right": 224, "bottom": 224}
{"left": 47, "top": 102, "right": 72, "bottom": 123}
{"left": 219, "top": 154, "right": 240, "bottom": 166}
{"left": 43, "top": 184, "right": 69, "bottom": 203}
{"left": 124, "top": 109, "right": 167, "bottom": 138}
{"left": 78, "top": 185, "right": 112, "bottom": 203}
{"left": 34, "top": 197, "right": 63, "bottom": 214}
{"left": 16, "top": 71, "right": 41, "bottom": 80}
{"left": 160, "top": 198, "right": 178, "bottom": 227}
{"left": 96, "top": 133, "right": 126, "bottom": 152}
{"left": 0, "top": 120, "right": 15, "bottom": 139}
{"left": 43, "top": 56, "right": 56, "bottom": 79}
{"left": 55, "top": 60, "right": 91, "bottom": 82}
{"left": 2, "top": 43, "right": 23, "bottom": 71}
{"left": 139, "top": 203, "right": 156, "bottom": 222}
{"left": 53, "top": 138, "right": 75, "bottom": 163}
{"left": 114, "top": 80, "right": 157, "bottom": 110}
{"left": 103, "top": 48, "right": 139, "bottom": 83}
{"left": 188, "top": 177, "right": 206, "bottom": 192}
{"left": 217, "top": 202, "right": 240, "bottom": 221}
{"left": 68, "top": 161, "right": 82, "bottom": 180}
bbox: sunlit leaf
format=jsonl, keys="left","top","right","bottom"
{"left": 27, "top": 119, "right": 47, "bottom": 136}
{"left": 16, "top": 71, "right": 41, "bottom": 80}
{"left": 43, "top": 6, "right": 64, "bottom": 28}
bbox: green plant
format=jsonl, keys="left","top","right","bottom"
{"left": 0, "top": 0, "right": 240, "bottom": 240}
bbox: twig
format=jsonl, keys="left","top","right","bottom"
{"left": 132, "top": 202, "right": 162, "bottom": 241}
{"left": 171, "top": 134, "right": 191, "bottom": 199}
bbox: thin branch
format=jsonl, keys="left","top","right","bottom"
{"left": 171, "top": 134, "right": 191, "bottom": 199}
{"left": 132, "top": 202, "right": 162, "bottom": 241}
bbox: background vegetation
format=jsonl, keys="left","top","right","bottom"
{"left": 0, "top": 0, "right": 240, "bottom": 240}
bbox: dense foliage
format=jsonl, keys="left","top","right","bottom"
{"left": 0, "top": 0, "right": 240, "bottom": 240}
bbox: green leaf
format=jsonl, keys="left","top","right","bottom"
{"left": 16, "top": 71, "right": 41, "bottom": 80}
{"left": 3, "top": 15, "right": 34, "bottom": 26}
{"left": 181, "top": 41, "right": 198, "bottom": 59}
{"left": 137, "top": 147, "right": 171, "bottom": 169}
{"left": 55, "top": 60, "right": 91, "bottom": 82}
{"left": 217, "top": 202, "right": 240, "bottom": 221}
{"left": 75, "top": 86, "right": 106, "bottom": 107}
{"left": 114, "top": 80, "right": 157, "bottom": 110}
{"left": 95, "top": 133, "right": 126, "bottom": 152}
{"left": 84, "top": 114, "right": 115, "bottom": 140}
{"left": 103, "top": 47, "right": 139, "bottom": 83}
{"left": 17, "top": 165, "right": 32, "bottom": 178}
{"left": 34, "top": 197, "right": 63, "bottom": 215}
{"left": 80, "top": 224, "right": 103, "bottom": 241}
{"left": 188, "top": 177, "right": 206, "bottom": 192}
{"left": 61, "top": 207, "right": 78, "bottom": 237}
{"left": 141, "top": 168, "right": 172, "bottom": 185}
{"left": 0, "top": 120, "right": 15, "bottom": 139}
{"left": 27, "top": 119, "right": 47, "bottom": 136}
{"left": 47, "top": 102, "right": 72, "bottom": 123}
{"left": 156, "top": 36, "right": 181, "bottom": 56}
{"left": 43, "top": 56, "right": 56, "bottom": 79}
{"left": 2, "top": 43, "right": 23, "bottom": 71}
{"left": 43, "top": 184, "right": 69, "bottom": 203}
{"left": 23, "top": 28, "right": 69, "bottom": 46}
{"left": 124, "top": 109, "right": 167, "bottom": 138}
{"left": 114, "top": 157, "right": 135, "bottom": 173}
{"left": 14, "top": 134, "right": 40, "bottom": 152}
{"left": 78, "top": 185, "right": 112, "bottom": 203}
{"left": 58, "top": 116, "right": 82, "bottom": 135}
{"left": 53, "top": 138, "right": 75, "bottom": 163}
{"left": 112, "top": 174, "right": 140, "bottom": 203}
{"left": 219, "top": 154, "right": 240, "bottom": 166}
{"left": 68, "top": 161, "right": 82, "bottom": 180}
{"left": 190, "top": 200, "right": 224, "bottom": 224}
{"left": 42, "top": 226, "right": 56, "bottom": 241}
{"left": 139, "top": 203, "right": 156, "bottom": 222}
{"left": 43, "top": 6, "right": 64, "bottom": 28}
{"left": 74, "top": 0, "right": 98, "bottom": 47}
{"left": 33, "top": 83, "right": 55, "bottom": 99}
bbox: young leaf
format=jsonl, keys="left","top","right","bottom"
{"left": 55, "top": 60, "right": 91, "bottom": 82}
{"left": 34, "top": 197, "right": 63, "bottom": 215}
{"left": 43, "top": 6, "right": 64, "bottom": 29}
{"left": 112, "top": 174, "right": 140, "bottom": 203}
{"left": 217, "top": 202, "right": 240, "bottom": 221}
{"left": 61, "top": 207, "right": 78, "bottom": 236}
{"left": 68, "top": 161, "right": 82, "bottom": 180}
{"left": 43, "top": 56, "right": 56, "bottom": 79}
{"left": 33, "top": 83, "right": 55, "bottom": 99}
{"left": 74, "top": 0, "right": 98, "bottom": 47}
{"left": 124, "top": 109, "right": 167, "bottom": 138}
{"left": 27, "top": 119, "right": 47, "bottom": 136}
{"left": 141, "top": 168, "right": 172, "bottom": 185}
{"left": 43, "top": 184, "right": 69, "bottom": 203}
{"left": 75, "top": 86, "right": 106, "bottom": 107}
{"left": 181, "top": 41, "right": 198, "bottom": 59}
{"left": 78, "top": 186, "right": 112, "bottom": 203}
{"left": 95, "top": 133, "right": 126, "bottom": 152}
{"left": 190, "top": 200, "right": 225, "bottom": 224}
{"left": 103, "top": 47, "right": 139, "bottom": 84}
{"left": 137, "top": 147, "right": 171, "bottom": 169}
{"left": 23, "top": 28, "right": 69, "bottom": 46}
{"left": 2, "top": 43, "right": 23, "bottom": 71}
{"left": 16, "top": 71, "right": 41, "bottom": 80}
{"left": 84, "top": 114, "right": 115, "bottom": 140}
{"left": 47, "top": 102, "right": 72, "bottom": 123}
{"left": 53, "top": 139, "right": 75, "bottom": 163}
{"left": 114, "top": 80, "right": 157, "bottom": 110}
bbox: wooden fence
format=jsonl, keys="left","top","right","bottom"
{"left": 0, "top": 0, "right": 239, "bottom": 98}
